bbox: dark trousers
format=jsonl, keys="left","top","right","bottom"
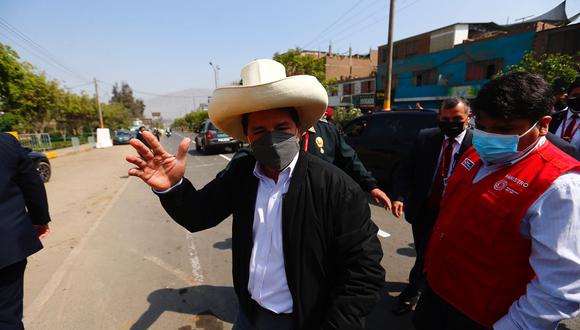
{"left": 413, "top": 283, "right": 487, "bottom": 330}
{"left": 400, "top": 209, "right": 438, "bottom": 300}
{"left": 0, "top": 259, "right": 27, "bottom": 330}
{"left": 233, "top": 304, "right": 294, "bottom": 330}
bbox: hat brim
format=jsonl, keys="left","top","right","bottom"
{"left": 208, "top": 75, "right": 328, "bottom": 141}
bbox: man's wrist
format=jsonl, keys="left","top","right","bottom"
{"left": 153, "top": 178, "right": 184, "bottom": 194}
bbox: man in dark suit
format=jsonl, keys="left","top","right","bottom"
{"left": 0, "top": 133, "right": 51, "bottom": 329}
{"left": 391, "top": 97, "right": 473, "bottom": 315}
{"left": 549, "top": 77, "right": 580, "bottom": 151}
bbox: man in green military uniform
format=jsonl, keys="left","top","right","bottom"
{"left": 301, "top": 107, "right": 392, "bottom": 210}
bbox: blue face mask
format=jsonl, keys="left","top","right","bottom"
{"left": 472, "top": 122, "right": 538, "bottom": 164}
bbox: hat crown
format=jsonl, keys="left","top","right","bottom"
{"left": 241, "top": 59, "right": 287, "bottom": 86}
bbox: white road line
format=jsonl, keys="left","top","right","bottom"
{"left": 139, "top": 252, "right": 198, "bottom": 286}
{"left": 185, "top": 232, "right": 204, "bottom": 283}
{"left": 24, "top": 177, "right": 133, "bottom": 326}
{"left": 219, "top": 154, "right": 231, "bottom": 161}
{"left": 377, "top": 229, "right": 391, "bottom": 238}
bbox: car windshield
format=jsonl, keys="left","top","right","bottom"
{"left": 207, "top": 122, "right": 226, "bottom": 134}
{"left": 116, "top": 131, "right": 132, "bottom": 137}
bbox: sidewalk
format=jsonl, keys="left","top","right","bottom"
{"left": 45, "top": 142, "right": 96, "bottom": 159}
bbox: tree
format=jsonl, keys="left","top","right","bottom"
{"left": 505, "top": 51, "right": 580, "bottom": 90}
{"left": 333, "top": 106, "right": 362, "bottom": 127}
{"left": 110, "top": 82, "right": 145, "bottom": 118}
{"left": 273, "top": 48, "right": 328, "bottom": 88}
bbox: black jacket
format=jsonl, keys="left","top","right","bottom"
{"left": 392, "top": 128, "right": 473, "bottom": 223}
{"left": 156, "top": 151, "right": 385, "bottom": 329}
{"left": 549, "top": 109, "right": 567, "bottom": 134}
{"left": 301, "top": 121, "right": 379, "bottom": 192}
{"left": 545, "top": 132, "right": 579, "bottom": 160}
{"left": 0, "top": 133, "right": 51, "bottom": 269}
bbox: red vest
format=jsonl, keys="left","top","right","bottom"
{"left": 424, "top": 141, "right": 580, "bottom": 327}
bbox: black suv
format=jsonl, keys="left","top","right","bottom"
{"left": 194, "top": 120, "right": 242, "bottom": 154}
{"left": 342, "top": 110, "right": 438, "bottom": 192}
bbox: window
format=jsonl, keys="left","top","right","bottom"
{"left": 361, "top": 80, "right": 375, "bottom": 93}
{"left": 466, "top": 58, "right": 503, "bottom": 81}
{"left": 367, "top": 114, "right": 438, "bottom": 140}
{"left": 342, "top": 83, "right": 353, "bottom": 95}
{"left": 413, "top": 69, "right": 437, "bottom": 86}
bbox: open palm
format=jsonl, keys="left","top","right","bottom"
{"left": 125, "top": 131, "right": 191, "bottom": 191}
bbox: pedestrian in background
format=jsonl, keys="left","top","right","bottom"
{"left": 415, "top": 72, "right": 580, "bottom": 329}
{"left": 0, "top": 133, "right": 51, "bottom": 329}
{"left": 126, "top": 59, "right": 385, "bottom": 329}
{"left": 301, "top": 107, "right": 392, "bottom": 211}
{"left": 551, "top": 77, "right": 580, "bottom": 150}
{"left": 390, "top": 97, "right": 472, "bottom": 315}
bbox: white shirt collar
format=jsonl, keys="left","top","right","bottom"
{"left": 444, "top": 128, "right": 467, "bottom": 145}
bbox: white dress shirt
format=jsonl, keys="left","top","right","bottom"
{"left": 555, "top": 109, "right": 580, "bottom": 149}
{"left": 247, "top": 153, "right": 299, "bottom": 314}
{"left": 470, "top": 137, "right": 580, "bottom": 329}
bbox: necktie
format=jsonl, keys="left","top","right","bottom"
{"left": 428, "top": 138, "right": 454, "bottom": 209}
{"left": 563, "top": 114, "right": 578, "bottom": 142}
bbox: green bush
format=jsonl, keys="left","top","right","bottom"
{"left": 333, "top": 106, "right": 363, "bottom": 127}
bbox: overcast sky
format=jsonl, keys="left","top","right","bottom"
{"left": 1, "top": 0, "right": 578, "bottom": 101}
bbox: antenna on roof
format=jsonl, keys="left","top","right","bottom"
{"left": 514, "top": 14, "right": 534, "bottom": 23}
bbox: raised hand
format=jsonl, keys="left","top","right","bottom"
{"left": 125, "top": 131, "right": 191, "bottom": 191}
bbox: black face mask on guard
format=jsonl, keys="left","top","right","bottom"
{"left": 438, "top": 121, "right": 466, "bottom": 138}
{"left": 250, "top": 130, "right": 299, "bottom": 170}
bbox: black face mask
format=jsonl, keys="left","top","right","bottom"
{"left": 554, "top": 99, "right": 567, "bottom": 112}
{"left": 438, "top": 121, "right": 465, "bottom": 138}
{"left": 567, "top": 97, "right": 580, "bottom": 113}
{"left": 250, "top": 130, "right": 299, "bottom": 170}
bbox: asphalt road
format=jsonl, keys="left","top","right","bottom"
{"left": 22, "top": 133, "right": 578, "bottom": 330}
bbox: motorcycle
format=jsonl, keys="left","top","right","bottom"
{"left": 166, "top": 130, "right": 172, "bottom": 137}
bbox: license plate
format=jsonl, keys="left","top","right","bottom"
{"left": 218, "top": 138, "right": 230, "bottom": 142}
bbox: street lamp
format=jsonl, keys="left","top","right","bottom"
{"left": 209, "top": 62, "right": 220, "bottom": 89}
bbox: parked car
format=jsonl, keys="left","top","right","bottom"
{"left": 342, "top": 110, "right": 438, "bottom": 192}
{"left": 26, "top": 149, "right": 51, "bottom": 183}
{"left": 194, "top": 120, "right": 241, "bottom": 154}
{"left": 113, "top": 130, "right": 134, "bottom": 145}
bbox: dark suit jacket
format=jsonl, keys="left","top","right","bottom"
{"left": 0, "top": 133, "right": 51, "bottom": 269}
{"left": 156, "top": 151, "right": 385, "bottom": 329}
{"left": 549, "top": 109, "right": 567, "bottom": 134}
{"left": 546, "top": 132, "right": 579, "bottom": 160}
{"left": 393, "top": 128, "right": 473, "bottom": 223}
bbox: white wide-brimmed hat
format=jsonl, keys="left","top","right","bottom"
{"left": 208, "top": 59, "right": 328, "bottom": 141}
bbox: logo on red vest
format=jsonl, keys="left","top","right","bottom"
{"left": 461, "top": 158, "right": 475, "bottom": 171}
{"left": 493, "top": 180, "right": 508, "bottom": 191}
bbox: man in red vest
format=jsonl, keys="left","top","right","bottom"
{"left": 414, "top": 72, "right": 580, "bottom": 329}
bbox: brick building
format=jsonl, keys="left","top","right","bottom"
{"left": 302, "top": 47, "right": 378, "bottom": 81}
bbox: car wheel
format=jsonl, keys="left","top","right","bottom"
{"left": 195, "top": 140, "right": 201, "bottom": 152}
{"left": 36, "top": 161, "right": 51, "bottom": 183}
{"left": 232, "top": 144, "right": 240, "bottom": 152}
{"left": 202, "top": 142, "right": 211, "bottom": 155}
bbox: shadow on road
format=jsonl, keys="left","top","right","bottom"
{"left": 131, "top": 285, "right": 237, "bottom": 330}
{"left": 132, "top": 282, "right": 414, "bottom": 329}
{"left": 213, "top": 238, "right": 232, "bottom": 250}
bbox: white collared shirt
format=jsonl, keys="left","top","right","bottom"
{"left": 555, "top": 109, "right": 580, "bottom": 149}
{"left": 247, "top": 153, "right": 299, "bottom": 314}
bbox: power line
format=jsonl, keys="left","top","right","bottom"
{"left": 97, "top": 80, "right": 207, "bottom": 99}
{"left": 0, "top": 16, "right": 91, "bottom": 83}
{"left": 302, "top": 0, "right": 368, "bottom": 49}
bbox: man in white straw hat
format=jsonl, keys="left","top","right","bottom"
{"left": 125, "top": 59, "right": 385, "bottom": 329}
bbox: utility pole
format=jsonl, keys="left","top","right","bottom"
{"left": 383, "top": 0, "right": 395, "bottom": 111}
{"left": 209, "top": 62, "right": 220, "bottom": 89}
{"left": 94, "top": 78, "right": 104, "bottom": 128}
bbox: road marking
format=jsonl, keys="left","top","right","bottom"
{"left": 185, "top": 232, "right": 204, "bottom": 283}
{"left": 378, "top": 229, "right": 391, "bottom": 238}
{"left": 219, "top": 154, "right": 231, "bottom": 161}
{"left": 138, "top": 252, "right": 198, "bottom": 286}
{"left": 24, "top": 177, "right": 133, "bottom": 326}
